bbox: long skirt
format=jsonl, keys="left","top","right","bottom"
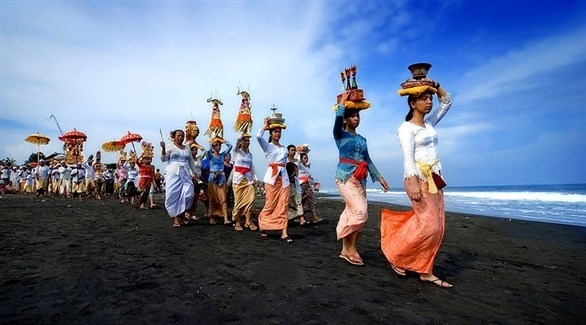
{"left": 336, "top": 175, "right": 367, "bottom": 240}
{"left": 258, "top": 177, "right": 289, "bottom": 231}
{"left": 380, "top": 179, "right": 445, "bottom": 274}
{"left": 138, "top": 177, "right": 152, "bottom": 204}
{"left": 208, "top": 182, "right": 227, "bottom": 217}
{"left": 164, "top": 168, "right": 194, "bottom": 218}
{"left": 288, "top": 185, "right": 304, "bottom": 220}
{"left": 232, "top": 180, "right": 255, "bottom": 219}
{"left": 301, "top": 182, "right": 315, "bottom": 213}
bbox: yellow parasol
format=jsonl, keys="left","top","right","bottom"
{"left": 102, "top": 140, "right": 125, "bottom": 152}
{"left": 25, "top": 132, "right": 51, "bottom": 163}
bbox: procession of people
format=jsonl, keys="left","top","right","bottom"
{"left": 4, "top": 62, "right": 454, "bottom": 288}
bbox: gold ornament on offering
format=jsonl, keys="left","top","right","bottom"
{"left": 205, "top": 96, "right": 224, "bottom": 138}
{"left": 335, "top": 65, "right": 371, "bottom": 111}
{"left": 266, "top": 105, "right": 287, "bottom": 130}
{"left": 398, "top": 62, "right": 440, "bottom": 97}
{"left": 234, "top": 87, "right": 253, "bottom": 133}
{"left": 141, "top": 141, "right": 154, "bottom": 158}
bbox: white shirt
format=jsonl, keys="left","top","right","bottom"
{"left": 59, "top": 166, "right": 72, "bottom": 180}
{"left": 35, "top": 165, "right": 50, "bottom": 179}
{"left": 256, "top": 128, "right": 289, "bottom": 187}
{"left": 397, "top": 93, "right": 452, "bottom": 179}
{"left": 232, "top": 147, "right": 256, "bottom": 185}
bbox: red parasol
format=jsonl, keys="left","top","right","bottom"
{"left": 120, "top": 131, "right": 142, "bottom": 145}
{"left": 120, "top": 131, "right": 143, "bottom": 152}
{"left": 59, "top": 128, "right": 87, "bottom": 143}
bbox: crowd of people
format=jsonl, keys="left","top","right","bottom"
{"left": 0, "top": 156, "right": 165, "bottom": 205}
{"left": 3, "top": 64, "right": 454, "bottom": 288}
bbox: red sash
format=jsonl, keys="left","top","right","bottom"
{"left": 339, "top": 158, "right": 368, "bottom": 180}
{"left": 235, "top": 166, "right": 251, "bottom": 174}
{"left": 269, "top": 163, "right": 285, "bottom": 177}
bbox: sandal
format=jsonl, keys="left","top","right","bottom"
{"left": 172, "top": 223, "right": 181, "bottom": 228}
{"left": 420, "top": 277, "right": 453, "bottom": 288}
{"left": 260, "top": 231, "right": 268, "bottom": 238}
{"left": 391, "top": 264, "right": 407, "bottom": 278}
{"left": 209, "top": 218, "right": 217, "bottom": 225}
{"left": 339, "top": 254, "right": 364, "bottom": 266}
{"left": 234, "top": 224, "right": 243, "bottom": 232}
{"left": 246, "top": 223, "right": 258, "bottom": 231}
{"left": 281, "top": 236, "right": 293, "bottom": 243}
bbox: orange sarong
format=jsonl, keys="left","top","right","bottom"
{"left": 335, "top": 175, "right": 368, "bottom": 239}
{"left": 258, "top": 177, "right": 289, "bottom": 231}
{"left": 380, "top": 179, "right": 446, "bottom": 274}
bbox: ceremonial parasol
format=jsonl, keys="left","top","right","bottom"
{"left": 120, "top": 131, "right": 143, "bottom": 151}
{"left": 102, "top": 140, "right": 125, "bottom": 152}
{"left": 59, "top": 128, "right": 87, "bottom": 144}
{"left": 25, "top": 132, "right": 51, "bottom": 163}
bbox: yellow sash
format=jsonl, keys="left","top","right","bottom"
{"left": 416, "top": 160, "right": 439, "bottom": 194}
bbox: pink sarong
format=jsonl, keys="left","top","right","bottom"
{"left": 258, "top": 177, "right": 289, "bottom": 231}
{"left": 380, "top": 179, "right": 445, "bottom": 274}
{"left": 335, "top": 175, "right": 367, "bottom": 239}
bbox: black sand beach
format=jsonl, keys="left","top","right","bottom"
{"left": 1, "top": 193, "right": 585, "bottom": 324}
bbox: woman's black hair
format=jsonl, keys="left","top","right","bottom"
{"left": 170, "top": 129, "right": 184, "bottom": 138}
{"left": 300, "top": 152, "right": 308, "bottom": 160}
{"left": 287, "top": 144, "right": 296, "bottom": 151}
{"left": 405, "top": 96, "right": 416, "bottom": 121}
{"left": 343, "top": 109, "right": 359, "bottom": 119}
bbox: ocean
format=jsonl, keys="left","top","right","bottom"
{"left": 320, "top": 183, "right": 586, "bottom": 227}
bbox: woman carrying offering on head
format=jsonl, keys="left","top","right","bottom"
{"left": 298, "top": 148, "right": 323, "bottom": 223}
{"left": 231, "top": 133, "right": 258, "bottom": 232}
{"left": 256, "top": 110, "right": 292, "bottom": 243}
{"left": 380, "top": 63, "right": 453, "bottom": 288}
{"left": 160, "top": 129, "right": 199, "bottom": 228}
{"left": 334, "top": 90, "right": 389, "bottom": 266}
{"left": 206, "top": 137, "right": 233, "bottom": 225}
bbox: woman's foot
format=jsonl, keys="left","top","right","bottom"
{"left": 281, "top": 236, "right": 293, "bottom": 243}
{"left": 209, "top": 217, "right": 216, "bottom": 225}
{"left": 245, "top": 223, "right": 258, "bottom": 231}
{"left": 420, "top": 275, "right": 453, "bottom": 288}
{"left": 234, "top": 224, "right": 243, "bottom": 231}
{"left": 391, "top": 264, "right": 407, "bottom": 277}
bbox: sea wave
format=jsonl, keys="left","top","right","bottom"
{"left": 443, "top": 191, "right": 586, "bottom": 203}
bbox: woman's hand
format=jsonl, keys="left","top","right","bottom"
{"left": 337, "top": 91, "right": 350, "bottom": 106}
{"left": 378, "top": 176, "right": 390, "bottom": 192}
{"left": 263, "top": 117, "right": 270, "bottom": 130}
{"left": 160, "top": 141, "right": 166, "bottom": 148}
{"left": 405, "top": 176, "right": 422, "bottom": 201}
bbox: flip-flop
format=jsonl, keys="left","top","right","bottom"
{"left": 339, "top": 254, "right": 364, "bottom": 266}
{"left": 172, "top": 223, "right": 181, "bottom": 228}
{"left": 390, "top": 264, "right": 407, "bottom": 278}
{"left": 420, "top": 277, "right": 453, "bottom": 288}
{"left": 234, "top": 224, "right": 243, "bottom": 232}
{"left": 282, "top": 236, "right": 293, "bottom": 243}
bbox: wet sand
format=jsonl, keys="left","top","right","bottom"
{"left": 1, "top": 193, "right": 585, "bottom": 323}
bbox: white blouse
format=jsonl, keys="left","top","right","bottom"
{"left": 232, "top": 148, "right": 256, "bottom": 185}
{"left": 256, "top": 128, "right": 289, "bottom": 187}
{"left": 397, "top": 93, "right": 452, "bottom": 179}
{"left": 161, "top": 143, "right": 198, "bottom": 177}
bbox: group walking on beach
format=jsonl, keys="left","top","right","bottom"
{"left": 4, "top": 62, "right": 454, "bottom": 289}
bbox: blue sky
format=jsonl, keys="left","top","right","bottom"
{"left": 2, "top": 0, "right": 585, "bottom": 189}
